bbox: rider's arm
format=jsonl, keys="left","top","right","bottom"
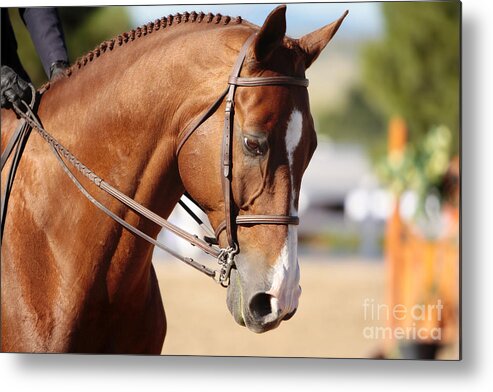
{"left": 20, "top": 7, "right": 69, "bottom": 79}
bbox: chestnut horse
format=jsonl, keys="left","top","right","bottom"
{"left": 1, "top": 6, "right": 346, "bottom": 353}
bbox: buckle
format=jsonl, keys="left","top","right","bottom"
{"left": 225, "top": 99, "right": 234, "bottom": 113}
{"left": 216, "top": 244, "right": 239, "bottom": 287}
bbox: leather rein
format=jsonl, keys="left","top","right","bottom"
{"left": 0, "top": 33, "right": 308, "bottom": 287}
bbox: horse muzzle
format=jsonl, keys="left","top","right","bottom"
{"left": 226, "top": 265, "right": 301, "bottom": 333}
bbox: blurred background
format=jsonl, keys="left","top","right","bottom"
{"left": 7, "top": 2, "right": 460, "bottom": 359}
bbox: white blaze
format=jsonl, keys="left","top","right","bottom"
{"left": 267, "top": 110, "right": 303, "bottom": 315}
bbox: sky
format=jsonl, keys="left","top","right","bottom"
{"left": 128, "top": 3, "right": 383, "bottom": 40}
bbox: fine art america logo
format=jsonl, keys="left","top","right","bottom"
{"left": 362, "top": 298, "right": 443, "bottom": 341}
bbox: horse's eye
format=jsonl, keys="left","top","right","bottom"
{"left": 243, "top": 136, "right": 267, "bottom": 156}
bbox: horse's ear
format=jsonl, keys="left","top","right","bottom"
{"left": 299, "top": 10, "right": 349, "bottom": 69}
{"left": 253, "top": 5, "right": 287, "bottom": 62}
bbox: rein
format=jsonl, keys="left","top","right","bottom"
{"left": 0, "top": 33, "right": 308, "bottom": 287}
{"left": 0, "top": 85, "right": 37, "bottom": 237}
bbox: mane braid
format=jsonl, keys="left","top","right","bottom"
{"left": 39, "top": 11, "right": 243, "bottom": 93}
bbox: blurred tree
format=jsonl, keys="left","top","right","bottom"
{"left": 317, "top": 86, "right": 387, "bottom": 160}
{"left": 8, "top": 7, "right": 131, "bottom": 87}
{"left": 362, "top": 2, "right": 460, "bottom": 153}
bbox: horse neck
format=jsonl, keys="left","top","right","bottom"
{"left": 29, "top": 24, "right": 253, "bottom": 279}
{"left": 39, "top": 24, "right": 251, "bottom": 217}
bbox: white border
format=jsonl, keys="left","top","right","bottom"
{"left": 1, "top": 0, "right": 492, "bottom": 390}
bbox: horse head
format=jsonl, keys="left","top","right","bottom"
{"left": 178, "top": 6, "right": 347, "bottom": 333}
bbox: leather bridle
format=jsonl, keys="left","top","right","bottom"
{"left": 177, "top": 34, "right": 307, "bottom": 264}
{"left": 1, "top": 33, "right": 309, "bottom": 287}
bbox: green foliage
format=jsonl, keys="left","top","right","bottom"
{"left": 8, "top": 9, "right": 43, "bottom": 85}
{"left": 9, "top": 7, "right": 131, "bottom": 87}
{"left": 362, "top": 2, "right": 460, "bottom": 153}
{"left": 376, "top": 125, "right": 452, "bottom": 209}
{"left": 317, "top": 86, "right": 387, "bottom": 160}
{"left": 59, "top": 7, "right": 131, "bottom": 66}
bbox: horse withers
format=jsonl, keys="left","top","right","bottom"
{"left": 1, "top": 6, "right": 347, "bottom": 353}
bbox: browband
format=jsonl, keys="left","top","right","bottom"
{"left": 228, "top": 76, "right": 309, "bottom": 87}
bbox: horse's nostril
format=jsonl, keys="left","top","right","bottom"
{"left": 249, "top": 293, "right": 274, "bottom": 320}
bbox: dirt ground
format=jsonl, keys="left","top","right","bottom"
{"left": 155, "top": 257, "right": 387, "bottom": 358}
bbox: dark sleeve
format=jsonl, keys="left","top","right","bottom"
{"left": 20, "top": 8, "right": 69, "bottom": 78}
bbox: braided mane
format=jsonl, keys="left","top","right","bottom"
{"left": 41, "top": 11, "right": 243, "bottom": 92}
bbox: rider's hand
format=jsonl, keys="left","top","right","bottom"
{"left": 1, "top": 65, "right": 32, "bottom": 111}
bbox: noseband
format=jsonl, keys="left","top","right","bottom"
{"left": 1, "top": 33, "right": 308, "bottom": 287}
